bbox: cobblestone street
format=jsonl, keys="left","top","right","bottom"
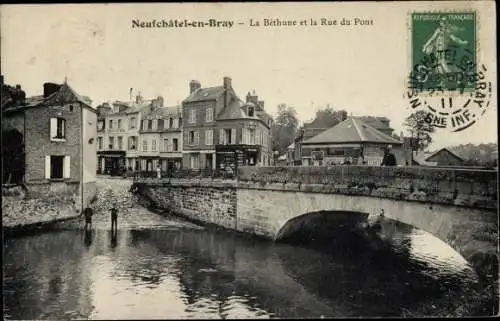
{"left": 82, "top": 177, "right": 201, "bottom": 231}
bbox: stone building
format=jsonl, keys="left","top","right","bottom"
{"left": 139, "top": 103, "right": 183, "bottom": 172}
{"left": 2, "top": 80, "right": 97, "bottom": 210}
{"left": 181, "top": 77, "right": 273, "bottom": 170}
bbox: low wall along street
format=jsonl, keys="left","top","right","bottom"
{"left": 135, "top": 166, "right": 498, "bottom": 279}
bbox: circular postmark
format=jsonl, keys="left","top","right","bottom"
{"left": 406, "top": 48, "right": 492, "bottom": 132}
{"left": 406, "top": 11, "right": 492, "bottom": 132}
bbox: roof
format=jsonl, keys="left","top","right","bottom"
{"left": 217, "top": 98, "right": 246, "bottom": 120}
{"left": 302, "top": 117, "right": 402, "bottom": 145}
{"left": 183, "top": 86, "right": 225, "bottom": 103}
{"left": 353, "top": 116, "right": 390, "bottom": 129}
{"left": 143, "top": 106, "right": 181, "bottom": 118}
{"left": 412, "top": 151, "right": 437, "bottom": 166}
{"left": 4, "top": 82, "right": 94, "bottom": 112}
{"left": 425, "top": 148, "right": 464, "bottom": 162}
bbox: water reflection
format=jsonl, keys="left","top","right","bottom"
{"left": 3, "top": 219, "right": 491, "bottom": 319}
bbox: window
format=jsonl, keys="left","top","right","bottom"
{"left": 109, "top": 120, "right": 113, "bottom": 129}
{"left": 188, "top": 131, "right": 199, "bottom": 145}
{"left": 109, "top": 136, "right": 114, "bottom": 149}
{"left": 179, "top": 118, "right": 182, "bottom": 127}
{"left": 189, "top": 109, "right": 196, "bottom": 123}
{"left": 118, "top": 119, "right": 122, "bottom": 129}
{"left": 148, "top": 120, "right": 152, "bottom": 129}
{"left": 143, "top": 140, "right": 148, "bottom": 152}
{"left": 205, "top": 130, "right": 213, "bottom": 146}
{"left": 169, "top": 118, "right": 174, "bottom": 128}
{"left": 249, "top": 128, "right": 256, "bottom": 145}
{"left": 130, "top": 117, "right": 136, "bottom": 129}
{"left": 142, "top": 120, "right": 147, "bottom": 130}
{"left": 128, "top": 136, "right": 137, "bottom": 150}
{"left": 223, "top": 128, "right": 235, "bottom": 144}
{"left": 50, "top": 118, "right": 66, "bottom": 140}
{"left": 152, "top": 139, "right": 157, "bottom": 152}
{"left": 163, "top": 139, "right": 169, "bottom": 152}
{"left": 248, "top": 106, "right": 255, "bottom": 117}
{"left": 152, "top": 119, "right": 157, "bottom": 130}
{"left": 45, "top": 155, "right": 70, "bottom": 179}
{"left": 173, "top": 138, "right": 178, "bottom": 151}
{"left": 206, "top": 108, "right": 214, "bottom": 122}
{"left": 158, "top": 119, "right": 164, "bottom": 129}
{"left": 97, "top": 137, "right": 103, "bottom": 150}
{"left": 190, "top": 154, "right": 200, "bottom": 169}
{"left": 118, "top": 136, "right": 123, "bottom": 150}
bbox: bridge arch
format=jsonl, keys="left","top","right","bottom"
{"left": 239, "top": 189, "right": 498, "bottom": 279}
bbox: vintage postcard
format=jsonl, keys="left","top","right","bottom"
{"left": 1, "top": 1, "right": 498, "bottom": 319}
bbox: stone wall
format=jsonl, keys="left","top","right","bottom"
{"left": 237, "top": 166, "right": 498, "bottom": 210}
{"left": 3, "top": 181, "right": 81, "bottom": 229}
{"left": 137, "top": 180, "right": 237, "bottom": 230}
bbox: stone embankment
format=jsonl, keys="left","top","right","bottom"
{"left": 3, "top": 183, "right": 81, "bottom": 236}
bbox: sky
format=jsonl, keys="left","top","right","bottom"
{"left": 1, "top": 2, "right": 497, "bottom": 150}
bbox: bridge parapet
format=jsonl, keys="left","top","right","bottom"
{"left": 237, "top": 166, "right": 498, "bottom": 211}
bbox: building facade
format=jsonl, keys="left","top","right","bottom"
{"left": 95, "top": 94, "right": 165, "bottom": 174}
{"left": 2, "top": 80, "right": 97, "bottom": 209}
{"left": 139, "top": 104, "right": 183, "bottom": 172}
{"left": 181, "top": 77, "right": 273, "bottom": 170}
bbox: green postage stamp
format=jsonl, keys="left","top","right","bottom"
{"left": 410, "top": 12, "right": 477, "bottom": 93}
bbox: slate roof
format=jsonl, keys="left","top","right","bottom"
{"left": 302, "top": 117, "right": 402, "bottom": 145}
{"left": 183, "top": 86, "right": 225, "bottom": 103}
{"left": 353, "top": 116, "right": 390, "bottom": 129}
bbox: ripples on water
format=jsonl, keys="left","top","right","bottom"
{"left": 3, "top": 216, "right": 486, "bottom": 319}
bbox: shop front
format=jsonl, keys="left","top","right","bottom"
{"left": 215, "top": 144, "right": 261, "bottom": 169}
{"left": 97, "top": 151, "right": 126, "bottom": 175}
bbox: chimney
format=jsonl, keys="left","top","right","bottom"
{"left": 258, "top": 100, "right": 265, "bottom": 109}
{"left": 189, "top": 80, "right": 201, "bottom": 94}
{"left": 223, "top": 77, "right": 232, "bottom": 90}
{"left": 136, "top": 93, "right": 143, "bottom": 104}
{"left": 223, "top": 76, "right": 232, "bottom": 108}
{"left": 43, "top": 82, "right": 61, "bottom": 98}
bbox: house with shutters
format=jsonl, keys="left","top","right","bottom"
{"left": 181, "top": 77, "right": 273, "bottom": 170}
{"left": 139, "top": 103, "right": 183, "bottom": 172}
{"left": 95, "top": 94, "right": 165, "bottom": 173}
{"left": 2, "top": 80, "right": 97, "bottom": 210}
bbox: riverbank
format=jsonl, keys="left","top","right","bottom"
{"left": 2, "top": 183, "right": 82, "bottom": 236}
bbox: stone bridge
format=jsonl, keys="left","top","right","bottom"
{"left": 134, "top": 166, "right": 498, "bottom": 278}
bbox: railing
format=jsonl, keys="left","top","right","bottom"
{"left": 129, "top": 168, "right": 236, "bottom": 181}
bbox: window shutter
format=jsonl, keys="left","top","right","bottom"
{"left": 50, "top": 118, "right": 57, "bottom": 139}
{"left": 242, "top": 128, "right": 247, "bottom": 144}
{"left": 195, "top": 131, "right": 199, "bottom": 145}
{"left": 231, "top": 129, "right": 236, "bottom": 145}
{"left": 63, "top": 156, "right": 71, "bottom": 178}
{"left": 45, "top": 156, "right": 51, "bottom": 179}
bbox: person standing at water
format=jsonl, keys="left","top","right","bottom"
{"left": 83, "top": 207, "right": 93, "bottom": 230}
{"left": 110, "top": 205, "right": 118, "bottom": 232}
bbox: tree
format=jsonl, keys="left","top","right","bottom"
{"left": 312, "top": 105, "right": 348, "bottom": 128}
{"left": 272, "top": 104, "right": 299, "bottom": 155}
{"left": 404, "top": 110, "right": 435, "bottom": 152}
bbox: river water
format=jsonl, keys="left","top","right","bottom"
{"left": 2, "top": 179, "right": 493, "bottom": 319}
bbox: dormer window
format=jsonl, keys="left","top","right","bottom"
{"left": 248, "top": 106, "right": 255, "bottom": 117}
